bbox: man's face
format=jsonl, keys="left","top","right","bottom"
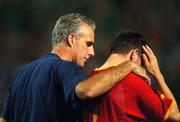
{"left": 72, "top": 22, "right": 95, "bottom": 68}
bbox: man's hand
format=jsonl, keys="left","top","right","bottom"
{"left": 142, "top": 45, "right": 161, "bottom": 78}
{"left": 129, "top": 61, "right": 151, "bottom": 84}
{"left": 142, "top": 45, "right": 180, "bottom": 122}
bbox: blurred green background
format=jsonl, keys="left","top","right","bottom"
{"left": 0, "top": 0, "right": 180, "bottom": 113}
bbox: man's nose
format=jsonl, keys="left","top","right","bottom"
{"left": 89, "top": 46, "right": 95, "bottom": 57}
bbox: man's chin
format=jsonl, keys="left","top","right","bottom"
{"left": 78, "top": 63, "right": 85, "bottom": 68}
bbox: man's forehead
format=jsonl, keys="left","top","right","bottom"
{"left": 79, "top": 22, "right": 94, "bottom": 34}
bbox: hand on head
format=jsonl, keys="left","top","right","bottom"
{"left": 141, "top": 45, "right": 161, "bottom": 78}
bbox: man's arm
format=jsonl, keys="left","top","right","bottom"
{"left": 75, "top": 60, "right": 150, "bottom": 100}
{"left": 155, "top": 73, "right": 180, "bottom": 122}
{"left": 142, "top": 45, "right": 180, "bottom": 122}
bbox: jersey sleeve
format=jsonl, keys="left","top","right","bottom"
{"left": 128, "top": 73, "right": 174, "bottom": 121}
{"left": 56, "top": 61, "right": 86, "bottom": 108}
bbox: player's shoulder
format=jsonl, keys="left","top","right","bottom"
{"left": 125, "top": 72, "right": 144, "bottom": 80}
{"left": 124, "top": 72, "right": 150, "bottom": 87}
{"left": 89, "top": 67, "right": 113, "bottom": 77}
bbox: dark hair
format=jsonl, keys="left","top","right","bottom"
{"left": 110, "top": 31, "right": 148, "bottom": 55}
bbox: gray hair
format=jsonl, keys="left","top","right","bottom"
{"left": 52, "top": 13, "right": 96, "bottom": 48}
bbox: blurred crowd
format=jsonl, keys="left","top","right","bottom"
{"left": 0, "top": 0, "right": 180, "bottom": 110}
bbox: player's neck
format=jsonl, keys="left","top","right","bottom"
{"left": 100, "top": 53, "right": 128, "bottom": 69}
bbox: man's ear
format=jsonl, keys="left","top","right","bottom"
{"left": 130, "top": 49, "right": 138, "bottom": 61}
{"left": 67, "top": 33, "right": 76, "bottom": 47}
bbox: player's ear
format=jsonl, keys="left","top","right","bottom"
{"left": 67, "top": 33, "right": 76, "bottom": 47}
{"left": 130, "top": 49, "right": 138, "bottom": 61}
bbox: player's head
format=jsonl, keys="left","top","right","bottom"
{"left": 52, "top": 13, "right": 96, "bottom": 68}
{"left": 110, "top": 31, "right": 148, "bottom": 65}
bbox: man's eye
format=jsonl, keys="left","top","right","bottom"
{"left": 86, "top": 42, "right": 94, "bottom": 47}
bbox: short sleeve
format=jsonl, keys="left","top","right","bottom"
{"left": 56, "top": 61, "right": 86, "bottom": 108}
{"left": 130, "top": 73, "right": 174, "bottom": 121}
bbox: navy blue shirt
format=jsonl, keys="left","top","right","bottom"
{"left": 1, "top": 53, "right": 86, "bottom": 122}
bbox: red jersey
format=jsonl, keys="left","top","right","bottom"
{"left": 84, "top": 67, "right": 174, "bottom": 122}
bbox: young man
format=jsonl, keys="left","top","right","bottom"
{"left": 84, "top": 31, "right": 180, "bottom": 122}
{"left": 0, "top": 14, "right": 149, "bottom": 122}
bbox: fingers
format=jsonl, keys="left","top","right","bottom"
{"left": 147, "top": 79, "right": 151, "bottom": 85}
{"left": 142, "top": 53, "right": 149, "bottom": 67}
{"left": 145, "top": 45, "right": 155, "bottom": 57}
{"left": 142, "top": 45, "right": 158, "bottom": 63}
{"left": 142, "top": 45, "right": 152, "bottom": 60}
{"left": 131, "top": 61, "right": 151, "bottom": 85}
{"left": 140, "top": 68, "right": 151, "bottom": 85}
{"left": 139, "top": 71, "right": 151, "bottom": 84}
{"left": 133, "top": 66, "right": 151, "bottom": 83}
{"left": 143, "top": 73, "right": 151, "bottom": 84}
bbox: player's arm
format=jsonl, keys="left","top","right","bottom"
{"left": 75, "top": 60, "right": 150, "bottom": 100}
{"left": 153, "top": 71, "right": 180, "bottom": 122}
{"left": 142, "top": 45, "right": 180, "bottom": 122}
{"left": 0, "top": 118, "right": 7, "bottom": 122}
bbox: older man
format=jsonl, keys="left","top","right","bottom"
{"left": 0, "top": 13, "right": 148, "bottom": 122}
